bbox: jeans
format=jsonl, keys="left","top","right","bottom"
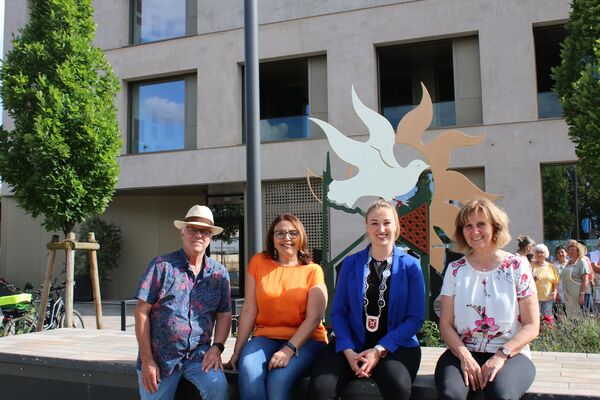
{"left": 539, "top": 300, "right": 554, "bottom": 317}
{"left": 238, "top": 336, "right": 325, "bottom": 400}
{"left": 137, "top": 357, "right": 228, "bottom": 400}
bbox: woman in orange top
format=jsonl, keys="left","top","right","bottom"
{"left": 226, "top": 214, "right": 328, "bottom": 400}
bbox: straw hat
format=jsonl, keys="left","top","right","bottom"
{"left": 173, "top": 205, "right": 223, "bottom": 235}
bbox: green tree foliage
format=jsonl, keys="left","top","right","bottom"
{"left": 541, "top": 165, "right": 575, "bottom": 240}
{"left": 0, "top": 0, "right": 121, "bottom": 236}
{"left": 552, "top": 0, "right": 600, "bottom": 183}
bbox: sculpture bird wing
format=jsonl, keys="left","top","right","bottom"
{"left": 309, "top": 117, "right": 369, "bottom": 168}
{"left": 351, "top": 86, "right": 399, "bottom": 169}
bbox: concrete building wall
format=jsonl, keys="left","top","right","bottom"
{"left": 1, "top": 0, "right": 577, "bottom": 298}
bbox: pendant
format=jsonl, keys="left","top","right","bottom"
{"left": 366, "top": 315, "right": 379, "bottom": 332}
{"left": 382, "top": 269, "right": 391, "bottom": 278}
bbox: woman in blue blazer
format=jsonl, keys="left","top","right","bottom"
{"left": 309, "top": 199, "right": 425, "bottom": 400}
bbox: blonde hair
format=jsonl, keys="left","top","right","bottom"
{"left": 567, "top": 242, "right": 586, "bottom": 262}
{"left": 365, "top": 199, "right": 401, "bottom": 240}
{"left": 453, "top": 198, "right": 511, "bottom": 253}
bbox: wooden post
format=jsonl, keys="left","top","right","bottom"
{"left": 88, "top": 232, "right": 104, "bottom": 329}
{"left": 37, "top": 235, "right": 59, "bottom": 332}
{"left": 63, "top": 232, "right": 76, "bottom": 328}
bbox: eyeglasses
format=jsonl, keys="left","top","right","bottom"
{"left": 274, "top": 230, "right": 299, "bottom": 240}
{"left": 185, "top": 226, "right": 213, "bottom": 238}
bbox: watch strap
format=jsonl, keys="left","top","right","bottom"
{"left": 212, "top": 342, "right": 225, "bottom": 353}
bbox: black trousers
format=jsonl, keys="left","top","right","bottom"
{"left": 308, "top": 340, "right": 421, "bottom": 400}
{"left": 434, "top": 349, "right": 536, "bottom": 400}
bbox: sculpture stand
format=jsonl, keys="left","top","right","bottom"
{"left": 36, "top": 232, "right": 104, "bottom": 331}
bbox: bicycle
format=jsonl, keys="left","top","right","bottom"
{"left": 32, "top": 284, "right": 85, "bottom": 330}
{"left": 0, "top": 279, "right": 36, "bottom": 336}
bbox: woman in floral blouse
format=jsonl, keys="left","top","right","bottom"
{"left": 435, "top": 198, "right": 539, "bottom": 400}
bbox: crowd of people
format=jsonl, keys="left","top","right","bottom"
{"left": 518, "top": 235, "right": 600, "bottom": 322}
{"left": 131, "top": 200, "right": 598, "bottom": 400}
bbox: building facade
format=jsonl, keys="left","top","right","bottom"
{"left": 1, "top": 0, "right": 575, "bottom": 299}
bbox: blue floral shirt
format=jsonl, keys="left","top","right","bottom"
{"left": 134, "top": 249, "right": 231, "bottom": 377}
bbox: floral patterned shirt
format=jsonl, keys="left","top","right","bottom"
{"left": 134, "top": 249, "right": 231, "bottom": 377}
{"left": 440, "top": 253, "right": 536, "bottom": 357}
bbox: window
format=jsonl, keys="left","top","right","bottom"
{"left": 129, "top": 75, "right": 197, "bottom": 153}
{"left": 534, "top": 26, "right": 566, "bottom": 119}
{"left": 131, "top": 0, "right": 197, "bottom": 44}
{"left": 244, "top": 56, "right": 328, "bottom": 142}
{"left": 378, "top": 36, "right": 482, "bottom": 129}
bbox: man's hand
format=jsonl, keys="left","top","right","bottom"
{"left": 141, "top": 358, "right": 161, "bottom": 393}
{"left": 202, "top": 346, "right": 223, "bottom": 372}
{"left": 343, "top": 349, "right": 369, "bottom": 378}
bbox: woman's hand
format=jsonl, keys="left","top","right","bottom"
{"left": 356, "top": 348, "right": 381, "bottom": 376}
{"left": 460, "top": 353, "right": 483, "bottom": 390}
{"left": 268, "top": 347, "right": 293, "bottom": 370}
{"left": 343, "top": 349, "right": 369, "bottom": 378}
{"left": 224, "top": 352, "right": 239, "bottom": 372}
{"left": 579, "top": 292, "right": 585, "bottom": 306}
{"left": 481, "top": 353, "right": 506, "bottom": 387}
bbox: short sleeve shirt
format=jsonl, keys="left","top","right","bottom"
{"left": 441, "top": 254, "right": 536, "bottom": 357}
{"left": 134, "top": 249, "right": 231, "bottom": 377}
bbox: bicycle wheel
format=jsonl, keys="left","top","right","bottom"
{"left": 3, "top": 315, "right": 35, "bottom": 336}
{"left": 59, "top": 309, "right": 85, "bottom": 329}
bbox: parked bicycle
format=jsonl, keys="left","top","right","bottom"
{"left": 0, "top": 280, "right": 85, "bottom": 336}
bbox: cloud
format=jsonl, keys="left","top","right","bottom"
{"left": 143, "top": 96, "right": 184, "bottom": 124}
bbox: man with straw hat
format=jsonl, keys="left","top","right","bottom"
{"left": 134, "top": 205, "right": 231, "bottom": 400}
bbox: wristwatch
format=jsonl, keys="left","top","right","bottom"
{"left": 212, "top": 342, "right": 225, "bottom": 354}
{"left": 284, "top": 341, "right": 299, "bottom": 357}
{"left": 497, "top": 346, "right": 511, "bottom": 359}
{"left": 374, "top": 344, "right": 388, "bottom": 358}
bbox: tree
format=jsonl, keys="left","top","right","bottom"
{"left": 0, "top": 0, "right": 121, "bottom": 237}
{"left": 552, "top": 0, "right": 600, "bottom": 184}
{"left": 541, "top": 165, "right": 575, "bottom": 240}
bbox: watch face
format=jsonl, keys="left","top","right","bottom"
{"left": 501, "top": 347, "right": 510, "bottom": 356}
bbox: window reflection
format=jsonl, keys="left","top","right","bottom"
{"left": 132, "top": 80, "right": 185, "bottom": 153}
{"left": 534, "top": 26, "right": 566, "bottom": 119}
{"left": 132, "top": 0, "right": 186, "bottom": 43}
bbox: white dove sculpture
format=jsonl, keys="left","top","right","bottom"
{"left": 310, "top": 86, "right": 429, "bottom": 208}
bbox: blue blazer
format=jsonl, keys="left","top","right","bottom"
{"left": 332, "top": 245, "right": 425, "bottom": 353}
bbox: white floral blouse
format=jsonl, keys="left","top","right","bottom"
{"left": 441, "top": 253, "right": 536, "bottom": 357}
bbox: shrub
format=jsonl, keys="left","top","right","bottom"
{"left": 75, "top": 216, "right": 122, "bottom": 283}
{"left": 532, "top": 315, "right": 600, "bottom": 353}
{"left": 420, "top": 320, "right": 445, "bottom": 347}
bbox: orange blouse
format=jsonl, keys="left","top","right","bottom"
{"left": 248, "top": 253, "right": 328, "bottom": 343}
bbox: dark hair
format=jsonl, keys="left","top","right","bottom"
{"left": 516, "top": 235, "right": 535, "bottom": 252}
{"left": 264, "top": 214, "right": 312, "bottom": 265}
{"left": 453, "top": 198, "right": 511, "bottom": 253}
{"left": 555, "top": 245, "right": 566, "bottom": 255}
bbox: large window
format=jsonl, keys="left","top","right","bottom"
{"left": 534, "top": 26, "right": 566, "bottom": 119}
{"left": 245, "top": 56, "right": 328, "bottom": 142}
{"left": 131, "top": 0, "right": 197, "bottom": 44}
{"left": 378, "top": 36, "right": 482, "bottom": 129}
{"left": 129, "top": 75, "right": 196, "bottom": 153}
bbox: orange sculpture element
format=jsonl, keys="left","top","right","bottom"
{"left": 399, "top": 203, "right": 429, "bottom": 254}
{"left": 395, "top": 83, "right": 500, "bottom": 272}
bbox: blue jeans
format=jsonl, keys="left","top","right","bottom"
{"left": 137, "top": 357, "right": 228, "bottom": 400}
{"left": 238, "top": 336, "right": 325, "bottom": 400}
{"left": 539, "top": 300, "right": 554, "bottom": 317}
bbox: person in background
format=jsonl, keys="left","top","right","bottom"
{"left": 560, "top": 242, "right": 590, "bottom": 318}
{"left": 553, "top": 245, "right": 568, "bottom": 318}
{"left": 516, "top": 235, "right": 535, "bottom": 264}
{"left": 435, "top": 198, "right": 539, "bottom": 400}
{"left": 134, "top": 205, "right": 230, "bottom": 400}
{"left": 531, "top": 244, "right": 560, "bottom": 323}
{"left": 226, "top": 214, "right": 328, "bottom": 400}
{"left": 588, "top": 239, "right": 600, "bottom": 315}
{"left": 579, "top": 242, "right": 595, "bottom": 315}
{"left": 309, "top": 199, "right": 425, "bottom": 400}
